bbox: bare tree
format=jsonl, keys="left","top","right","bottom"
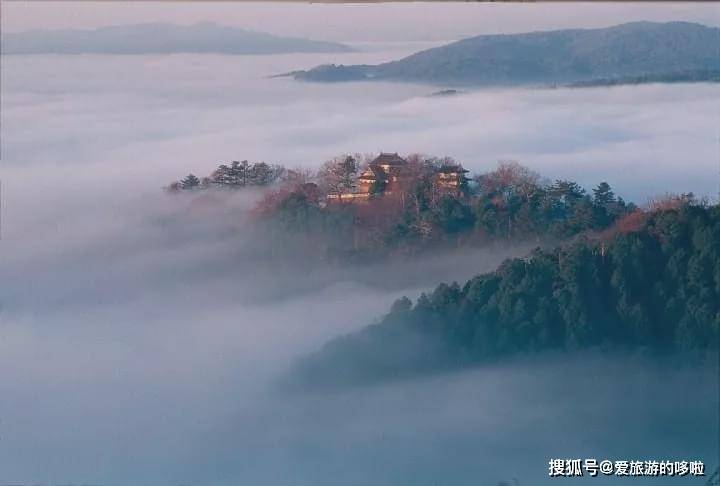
{"left": 281, "top": 166, "right": 314, "bottom": 186}
{"left": 317, "top": 154, "right": 358, "bottom": 196}
{"left": 476, "top": 160, "right": 540, "bottom": 201}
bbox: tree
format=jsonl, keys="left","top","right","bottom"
{"left": 298, "top": 202, "right": 720, "bottom": 385}
{"left": 433, "top": 195, "right": 476, "bottom": 234}
{"left": 390, "top": 296, "right": 412, "bottom": 314}
{"left": 210, "top": 160, "right": 285, "bottom": 188}
{"left": 211, "top": 164, "right": 232, "bottom": 186}
{"left": 318, "top": 155, "right": 358, "bottom": 195}
{"left": 230, "top": 160, "right": 250, "bottom": 186}
{"left": 371, "top": 175, "right": 388, "bottom": 195}
{"left": 549, "top": 180, "right": 585, "bottom": 203}
{"left": 337, "top": 156, "right": 358, "bottom": 191}
{"left": 166, "top": 181, "right": 182, "bottom": 193}
{"left": 282, "top": 167, "right": 314, "bottom": 185}
{"left": 211, "top": 161, "right": 248, "bottom": 187}
{"left": 477, "top": 161, "right": 540, "bottom": 199}
{"left": 593, "top": 182, "right": 616, "bottom": 206}
{"left": 249, "top": 162, "right": 275, "bottom": 186}
{"left": 181, "top": 173, "right": 200, "bottom": 189}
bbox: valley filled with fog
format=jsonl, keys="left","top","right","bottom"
{"left": 1, "top": 46, "right": 718, "bottom": 485}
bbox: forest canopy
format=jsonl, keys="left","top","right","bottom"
{"left": 293, "top": 200, "right": 720, "bottom": 387}
{"left": 167, "top": 154, "right": 643, "bottom": 260}
{"left": 165, "top": 154, "right": 717, "bottom": 388}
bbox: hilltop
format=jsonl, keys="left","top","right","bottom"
{"left": 166, "top": 153, "right": 638, "bottom": 261}
{"left": 293, "top": 22, "right": 720, "bottom": 87}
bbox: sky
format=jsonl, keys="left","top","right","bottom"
{"left": 3, "top": 2, "right": 720, "bottom": 42}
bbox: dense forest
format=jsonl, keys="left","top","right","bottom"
{"left": 168, "top": 154, "right": 639, "bottom": 260}
{"left": 293, "top": 200, "right": 720, "bottom": 387}
{"left": 262, "top": 158, "right": 638, "bottom": 260}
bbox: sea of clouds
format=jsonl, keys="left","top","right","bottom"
{"left": 0, "top": 47, "right": 717, "bottom": 485}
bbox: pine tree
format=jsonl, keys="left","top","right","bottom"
{"left": 249, "top": 162, "right": 274, "bottom": 186}
{"left": 593, "top": 182, "right": 616, "bottom": 206}
{"left": 229, "top": 160, "right": 250, "bottom": 187}
{"left": 181, "top": 173, "right": 200, "bottom": 189}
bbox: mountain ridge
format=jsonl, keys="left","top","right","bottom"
{"left": 292, "top": 201, "right": 720, "bottom": 389}
{"left": 2, "top": 22, "right": 353, "bottom": 55}
{"left": 293, "top": 21, "right": 720, "bottom": 86}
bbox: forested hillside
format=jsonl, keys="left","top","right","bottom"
{"left": 257, "top": 159, "right": 636, "bottom": 260}
{"left": 168, "top": 156, "right": 637, "bottom": 260}
{"left": 293, "top": 21, "right": 720, "bottom": 87}
{"left": 294, "top": 201, "right": 720, "bottom": 387}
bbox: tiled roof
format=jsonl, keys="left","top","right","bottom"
{"left": 372, "top": 152, "right": 407, "bottom": 166}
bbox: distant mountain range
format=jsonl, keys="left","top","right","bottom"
{"left": 2, "top": 22, "right": 352, "bottom": 55}
{"left": 292, "top": 21, "right": 720, "bottom": 87}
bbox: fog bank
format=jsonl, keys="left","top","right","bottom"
{"left": 1, "top": 46, "right": 717, "bottom": 484}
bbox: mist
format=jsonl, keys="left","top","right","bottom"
{"left": 1, "top": 44, "right": 718, "bottom": 484}
{"left": 4, "top": 51, "right": 718, "bottom": 205}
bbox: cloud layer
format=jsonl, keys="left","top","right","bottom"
{"left": 0, "top": 48, "right": 717, "bottom": 484}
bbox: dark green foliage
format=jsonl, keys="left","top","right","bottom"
{"left": 212, "top": 160, "right": 250, "bottom": 187}
{"left": 248, "top": 162, "right": 276, "bottom": 186}
{"left": 267, "top": 162, "right": 632, "bottom": 258}
{"left": 454, "top": 170, "right": 628, "bottom": 243}
{"left": 180, "top": 173, "right": 200, "bottom": 189}
{"left": 338, "top": 156, "right": 358, "bottom": 192}
{"left": 370, "top": 178, "right": 387, "bottom": 195}
{"left": 593, "top": 182, "right": 615, "bottom": 206}
{"left": 459, "top": 203, "right": 719, "bottom": 354}
{"left": 274, "top": 191, "right": 322, "bottom": 232}
{"left": 210, "top": 160, "right": 284, "bottom": 188}
{"left": 261, "top": 184, "right": 358, "bottom": 259}
{"left": 432, "top": 195, "right": 476, "bottom": 234}
{"left": 472, "top": 175, "right": 630, "bottom": 240}
{"left": 169, "top": 160, "right": 287, "bottom": 191}
{"left": 390, "top": 296, "right": 412, "bottom": 314}
{"left": 297, "top": 203, "right": 720, "bottom": 385}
